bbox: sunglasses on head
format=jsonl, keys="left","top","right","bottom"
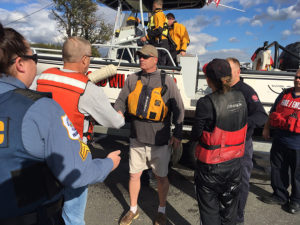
{"left": 295, "top": 76, "right": 300, "bottom": 80}
{"left": 10, "top": 54, "right": 38, "bottom": 65}
{"left": 138, "top": 54, "right": 153, "bottom": 59}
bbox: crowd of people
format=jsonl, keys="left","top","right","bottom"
{"left": 1, "top": 0, "right": 300, "bottom": 225}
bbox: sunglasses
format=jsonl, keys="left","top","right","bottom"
{"left": 10, "top": 54, "right": 38, "bottom": 65}
{"left": 295, "top": 76, "right": 300, "bottom": 80}
{"left": 138, "top": 54, "right": 153, "bottom": 59}
{"left": 85, "top": 55, "right": 94, "bottom": 60}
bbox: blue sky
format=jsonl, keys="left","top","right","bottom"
{"left": 0, "top": 0, "right": 299, "bottom": 65}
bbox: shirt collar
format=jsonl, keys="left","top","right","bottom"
{"left": 0, "top": 75, "right": 26, "bottom": 89}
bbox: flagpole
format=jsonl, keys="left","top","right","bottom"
{"left": 211, "top": 2, "right": 246, "bottom": 12}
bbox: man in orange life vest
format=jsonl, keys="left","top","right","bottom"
{"left": 261, "top": 68, "right": 300, "bottom": 214}
{"left": 192, "top": 59, "right": 247, "bottom": 225}
{"left": 36, "top": 36, "right": 125, "bottom": 225}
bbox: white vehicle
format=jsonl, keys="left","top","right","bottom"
{"left": 34, "top": 0, "right": 300, "bottom": 164}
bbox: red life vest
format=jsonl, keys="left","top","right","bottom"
{"left": 195, "top": 90, "right": 248, "bottom": 164}
{"left": 270, "top": 88, "right": 300, "bottom": 133}
{"left": 37, "top": 68, "right": 93, "bottom": 139}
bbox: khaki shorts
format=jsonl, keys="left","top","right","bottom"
{"left": 129, "top": 138, "right": 171, "bottom": 177}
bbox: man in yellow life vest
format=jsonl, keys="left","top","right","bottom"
{"left": 140, "top": 0, "right": 170, "bottom": 66}
{"left": 115, "top": 44, "right": 184, "bottom": 225}
{"left": 166, "top": 13, "right": 190, "bottom": 66}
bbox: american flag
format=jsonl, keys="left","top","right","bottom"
{"left": 207, "top": 0, "right": 221, "bottom": 7}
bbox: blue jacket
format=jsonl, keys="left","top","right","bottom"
{"left": 0, "top": 75, "right": 113, "bottom": 218}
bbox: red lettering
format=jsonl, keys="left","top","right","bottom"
{"left": 109, "top": 75, "right": 118, "bottom": 88}
{"left": 118, "top": 74, "right": 125, "bottom": 88}
{"left": 100, "top": 79, "right": 107, "bottom": 87}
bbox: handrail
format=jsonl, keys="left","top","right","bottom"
{"left": 37, "top": 54, "right": 182, "bottom": 71}
{"left": 33, "top": 44, "right": 177, "bottom": 67}
{"left": 93, "top": 44, "right": 177, "bottom": 67}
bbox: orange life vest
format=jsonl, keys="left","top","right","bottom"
{"left": 37, "top": 68, "right": 93, "bottom": 139}
{"left": 270, "top": 88, "right": 300, "bottom": 133}
{"left": 195, "top": 91, "right": 248, "bottom": 164}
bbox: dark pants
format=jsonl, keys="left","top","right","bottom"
{"left": 168, "top": 48, "right": 178, "bottom": 66}
{"left": 154, "top": 39, "right": 170, "bottom": 66}
{"left": 270, "top": 139, "right": 300, "bottom": 204}
{"left": 194, "top": 158, "right": 241, "bottom": 225}
{"left": 237, "top": 138, "right": 253, "bottom": 222}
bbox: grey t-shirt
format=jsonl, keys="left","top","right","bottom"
{"left": 114, "top": 69, "right": 184, "bottom": 145}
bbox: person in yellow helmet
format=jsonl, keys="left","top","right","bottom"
{"left": 166, "top": 13, "right": 190, "bottom": 66}
{"left": 140, "top": 0, "right": 170, "bottom": 66}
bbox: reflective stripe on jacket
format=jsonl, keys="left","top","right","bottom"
{"left": 147, "top": 9, "right": 168, "bottom": 41}
{"left": 37, "top": 68, "right": 90, "bottom": 138}
{"left": 195, "top": 90, "right": 248, "bottom": 164}
{"left": 270, "top": 87, "right": 300, "bottom": 133}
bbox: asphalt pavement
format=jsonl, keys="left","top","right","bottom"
{"left": 84, "top": 135, "right": 300, "bottom": 225}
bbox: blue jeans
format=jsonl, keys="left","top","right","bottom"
{"left": 62, "top": 186, "right": 88, "bottom": 225}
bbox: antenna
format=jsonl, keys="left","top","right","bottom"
{"left": 206, "top": 0, "right": 246, "bottom": 13}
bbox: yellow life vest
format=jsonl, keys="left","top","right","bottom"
{"left": 128, "top": 71, "right": 168, "bottom": 122}
{"left": 148, "top": 9, "right": 168, "bottom": 39}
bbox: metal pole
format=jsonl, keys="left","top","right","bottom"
{"left": 140, "top": 0, "right": 144, "bottom": 29}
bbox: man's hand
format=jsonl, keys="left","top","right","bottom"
{"left": 169, "top": 136, "right": 181, "bottom": 150}
{"left": 262, "top": 127, "right": 270, "bottom": 140}
{"left": 107, "top": 150, "right": 121, "bottom": 171}
{"left": 180, "top": 51, "right": 186, "bottom": 56}
{"left": 262, "top": 118, "right": 271, "bottom": 140}
{"left": 140, "top": 36, "right": 147, "bottom": 42}
{"left": 118, "top": 111, "right": 124, "bottom": 118}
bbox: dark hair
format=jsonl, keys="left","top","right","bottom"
{"left": 0, "top": 23, "right": 28, "bottom": 75}
{"left": 209, "top": 76, "right": 232, "bottom": 94}
{"left": 166, "top": 13, "right": 175, "bottom": 19}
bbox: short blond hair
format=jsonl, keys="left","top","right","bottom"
{"left": 62, "top": 36, "right": 91, "bottom": 63}
{"left": 153, "top": 0, "right": 163, "bottom": 7}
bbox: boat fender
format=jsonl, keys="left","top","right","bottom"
{"left": 88, "top": 64, "right": 118, "bottom": 83}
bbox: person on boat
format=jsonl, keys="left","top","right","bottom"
{"left": 166, "top": 13, "right": 190, "bottom": 66}
{"left": 140, "top": 0, "right": 170, "bottom": 66}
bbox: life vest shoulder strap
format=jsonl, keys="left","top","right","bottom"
{"left": 160, "top": 70, "right": 167, "bottom": 96}
{"left": 136, "top": 70, "right": 167, "bottom": 96}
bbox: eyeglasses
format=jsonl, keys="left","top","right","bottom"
{"left": 10, "top": 54, "right": 38, "bottom": 65}
{"left": 138, "top": 54, "right": 153, "bottom": 59}
{"left": 85, "top": 55, "right": 94, "bottom": 60}
{"left": 295, "top": 76, "right": 300, "bottom": 80}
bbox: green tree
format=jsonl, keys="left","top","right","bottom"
{"left": 51, "top": 0, "right": 113, "bottom": 45}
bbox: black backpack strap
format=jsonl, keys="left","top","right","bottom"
{"left": 14, "top": 88, "right": 52, "bottom": 101}
{"left": 137, "top": 70, "right": 143, "bottom": 81}
{"left": 160, "top": 70, "right": 168, "bottom": 96}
